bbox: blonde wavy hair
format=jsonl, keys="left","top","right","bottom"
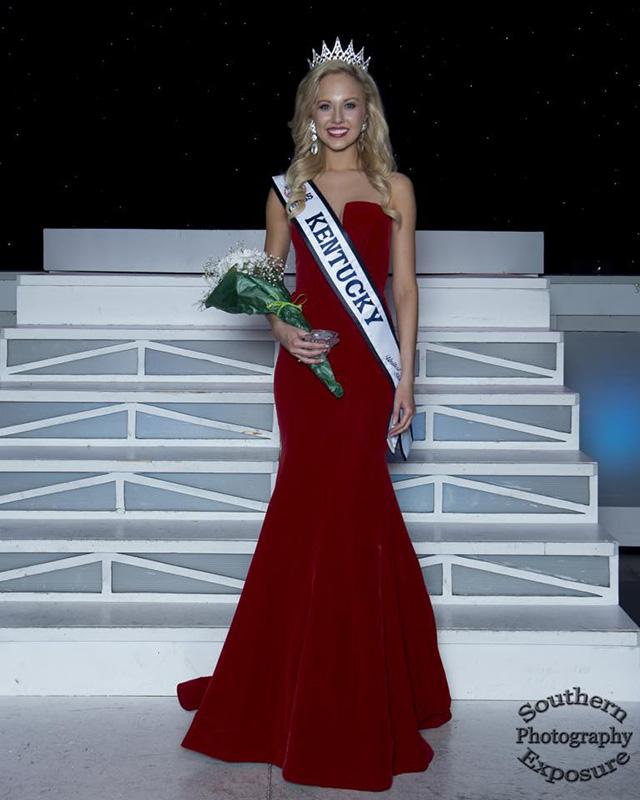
{"left": 283, "top": 61, "right": 401, "bottom": 226}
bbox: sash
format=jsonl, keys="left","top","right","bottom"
{"left": 271, "top": 173, "right": 414, "bottom": 460}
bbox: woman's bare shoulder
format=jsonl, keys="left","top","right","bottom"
{"left": 389, "top": 171, "right": 415, "bottom": 191}
{"left": 388, "top": 172, "right": 416, "bottom": 209}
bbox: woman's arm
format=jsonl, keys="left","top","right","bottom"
{"left": 261, "top": 186, "right": 328, "bottom": 364}
{"left": 389, "top": 173, "right": 419, "bottom": 386}
{"left": 263, "top": 187, "right": 292, "bottom": 330}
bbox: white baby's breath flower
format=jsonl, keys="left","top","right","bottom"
{"left": 196, "top": 241, "right": 287, "bottom": 310}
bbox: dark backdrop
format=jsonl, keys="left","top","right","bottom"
{"left": 2, "top": 3, "right": 638, "bottom": 274}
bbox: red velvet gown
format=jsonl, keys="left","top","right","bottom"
{"left": 177, "top": 199, "right": 452, "bottom": 792}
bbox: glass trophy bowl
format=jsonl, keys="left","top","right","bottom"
{"left": 302, "top": 328, "right": 340, "bottom": 360}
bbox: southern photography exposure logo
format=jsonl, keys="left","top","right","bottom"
{"left": 516, "top": 686, "right": 634, "bottom": 784}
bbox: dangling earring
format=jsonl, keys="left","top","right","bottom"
{"left": 357, "top": 120, "right": 367, "bottom": 148}
{"left": 309, "top": 119, "right": 318, "bottom": 155}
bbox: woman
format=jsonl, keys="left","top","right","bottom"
{"left": 177, "top": 37, "right": 452, "bottom": 792}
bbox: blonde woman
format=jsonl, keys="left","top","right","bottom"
{"left": 177, "top": 38, "right": 452, "bottom": 792}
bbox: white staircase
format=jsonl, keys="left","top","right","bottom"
{"left": 0, "top": 269, "right": 638, "bottom": 700}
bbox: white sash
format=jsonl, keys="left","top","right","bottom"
{"left": 271, "top": 173, "right": 413, "bottom": 460}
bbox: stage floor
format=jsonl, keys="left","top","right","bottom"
{"left": 2, "top": 694, "right": 638, "bottom": 799}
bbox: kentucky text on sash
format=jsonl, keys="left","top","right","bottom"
{"left": 271, "top": 173, "right": 414, "bottom": 460}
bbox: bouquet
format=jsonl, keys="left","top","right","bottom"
{"left": 196, "top": 241, "right": 344, "bottom": 397}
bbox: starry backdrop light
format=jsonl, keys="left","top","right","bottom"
{"left": 2, "top": 4, "right": 638, "bottom": 274}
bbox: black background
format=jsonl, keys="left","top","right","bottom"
{"left": 2, "top": 3, "right": 638, "bottom": 274}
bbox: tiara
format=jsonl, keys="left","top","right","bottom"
{"left": 307, "top": 36, "right": 371, "bottom": 73}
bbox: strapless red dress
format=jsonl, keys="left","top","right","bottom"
{"left": 177, "top": 199, "right": 452, "bottom": 791}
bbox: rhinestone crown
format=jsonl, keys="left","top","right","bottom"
{"left": 307, "top": 36, "right": 371, "bottom": 73}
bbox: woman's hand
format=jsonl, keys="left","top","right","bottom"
{"left": 272, "top": 318, "right": 337, "bottom": 364}
{"left": 388, "top": 378, "right": 416, "bottom": 436}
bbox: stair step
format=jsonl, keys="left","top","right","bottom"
{"left": 0, "top": 445, "right": 600, "bottom": 522}
{"left": 2, "top": 324, "right": 564, "bottom": 385}
{"left": 0, "top": 380, "right": 578, "bottom": 400}
{"left": 0, "top": 519, "right": 618, "bottom": 605}
{"left": 3, "top": 599, "right": 637, "bottom": 699}
{"left": 1, "top": 325, "right": 564, "bottom": 338}
{"left": 0, "top": 599, "right": 636, "bottom": 645}
{"left": 0, "top": 382, "right": 581, "bottom": 451}
{"left": 0, "top": 518, "right": 617, "bottom": 551}
{"left": 0, "top": 443, "right": 597, "bottom": 470}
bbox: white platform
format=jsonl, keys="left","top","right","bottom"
{"left": 2, "top": 255, "right": 639, "bottom": 701}
{"left": 0, "top": 601, "right": 637, "bottom": 699}
{"left": 42, "top": 226, "right": 545, "bottom": 275}
{"left": 15, "top": 273, "right": 551, "bottom": 328}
